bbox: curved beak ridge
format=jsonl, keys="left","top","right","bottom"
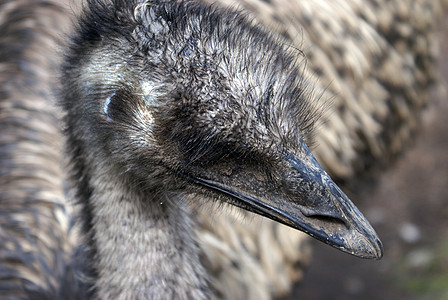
{"left": 190, "top": 143, "right": 383, "bottom": 259}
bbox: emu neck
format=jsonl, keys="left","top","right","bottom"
{"left": 86, "top": 167, "right": 210, "bottom": 299}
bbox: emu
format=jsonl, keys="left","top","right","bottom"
{"left": 0, "top": 0, "right": 444, "bottom": 299}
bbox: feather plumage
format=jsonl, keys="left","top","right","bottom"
{"left": 0, "top": 0, "right": 445, "bottom": 299}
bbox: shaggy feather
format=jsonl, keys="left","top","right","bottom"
{"left": 0, "top": 0, "right": 445, "bottom": 299}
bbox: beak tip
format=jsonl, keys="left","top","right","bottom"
{"left": 372, "top": 238, "right": 384, "bottom": 260}
{"left": 344, "top": 231, "right": 384, "bottom": 260}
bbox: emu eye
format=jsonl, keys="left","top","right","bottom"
{"left": 190, "top": 144, "right": 240, "bottom": 166}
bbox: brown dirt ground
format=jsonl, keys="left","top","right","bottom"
{"left": 289, "top": 18, "right": 448, "bottom": 300}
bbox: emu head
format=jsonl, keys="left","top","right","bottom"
{"left": 62, "top": 0, "right": 383, "bottom": 259}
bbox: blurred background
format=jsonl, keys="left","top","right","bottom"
{"left": 291, "top": 16, "right": 448, "bottom": 300}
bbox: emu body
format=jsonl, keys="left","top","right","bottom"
{"left": 0, "top": 0, "right": 444, "bottom": 299}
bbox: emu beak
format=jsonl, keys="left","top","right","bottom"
{"left": 191, "top": 144, "right": 383, "bottom": 259}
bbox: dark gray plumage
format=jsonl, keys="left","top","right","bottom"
{"left": 0, "top": 0, "right": 444, "bottom": 299}
{"left": 59, "top": 1, "right": 380, "bottom": 297}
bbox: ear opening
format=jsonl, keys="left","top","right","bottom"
{"left": 103, "top": 92, "right": 116, "bottom": 121}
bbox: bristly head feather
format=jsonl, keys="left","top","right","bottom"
{"left": 61, "top": 0, "right": 326, "bottom": 195}
{"left": 59, "top": 4, "right": 383, "bottom": 289}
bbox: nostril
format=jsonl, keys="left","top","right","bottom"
{"left": 308, "top": 214, "right": 350, "bottom": 230}
{"left": 300, "top": 206, "right": 350, "bottom": 229}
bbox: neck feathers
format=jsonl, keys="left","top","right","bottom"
{"left": 84, "top": 164, "right": 210, "bottom": 298}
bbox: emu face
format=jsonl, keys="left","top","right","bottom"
{"left": 62, "top": 0, "right": 382, "bottom": 258}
